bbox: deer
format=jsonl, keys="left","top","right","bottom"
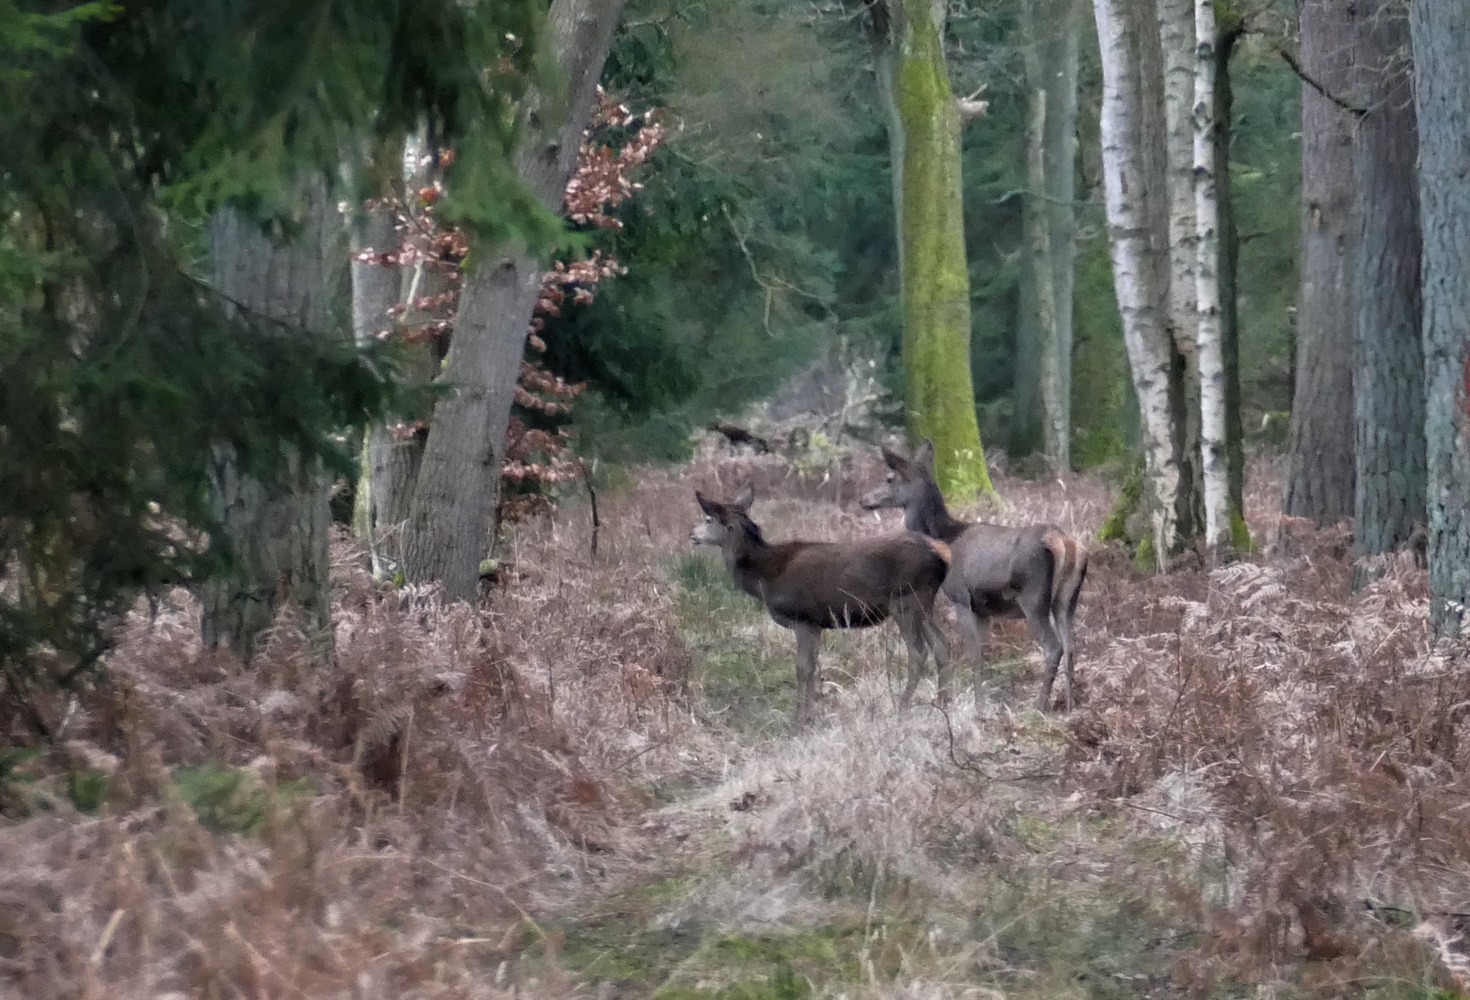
{"left": 690, "top": 484, "right": 954, "bottom": 728}
{"left": 858, "top": 440, "right": 1089, "bottom": 712}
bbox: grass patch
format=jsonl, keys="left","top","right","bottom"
{"left": 171, "top": 764, "right": 311, "bottom": 835}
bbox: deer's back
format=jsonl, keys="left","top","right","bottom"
{"left": 752, "top": 533, "right": 948, "bottom": 629}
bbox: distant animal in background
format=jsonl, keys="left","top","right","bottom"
{"left": 708, "top": 421, "right": 771, "bottom": 455}
{"left": 859, "top": 440, "right": 1089, "bottom": 712}
{"left": 690, "top": 484, "right": 953, "bottom": 727}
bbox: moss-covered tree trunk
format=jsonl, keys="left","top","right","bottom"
{"left": 202, "top": 183, "right": 340, "bottom": 662}
{"left": 869, "top": 0, "right": 993, "bottom": 502}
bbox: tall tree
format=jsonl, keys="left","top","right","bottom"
{"left": 402, "top": 0, "right": 629, "bottom": 601}
{"left": 1351, "top": 0, "right": 1423, "bottom": 577}
{"left": 1092, "top": 0, "right": 1194, "bottom": 566}
{"left": 1214, "top": 15, "right": 1247, "bottom": 538}
{"left": 1194, "top": 0, "right": 1229, "bottom": 552}
{"left": 1020, "top": 0, "right": 1083, "bottom": 472}
{"left": 1409, "top": 0, "right": 1470, "bottom": 636}
{"left": 1283, "top": 0, "right": 1359, "bottom": 525}
{"left": 866, "top": 0, "right": 994, "bottom": 501}
{"left": 201, "top": 188, "right": 342, "bottom": 662}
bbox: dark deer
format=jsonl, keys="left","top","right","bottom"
{"left": 858, "top": 440, "right": 1089, "bottom": 711}
{"left": 691, "top": 484, "right": 953, "bottom": 727}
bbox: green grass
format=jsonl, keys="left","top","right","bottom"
{"left": 171, "top": 764, "right": 312, "bottom": 835}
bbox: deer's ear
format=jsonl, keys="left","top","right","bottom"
{"left": 695, "top": 490, "right": 720, "bottom": 517}
{"left": 880, "top": 445, "right": 906, "bottom": 472}
{"left": 732, "top": 483, "right": 755, "bottom": 512}
{"left": 914, "top": 439, "right": 936, "bottom": 474}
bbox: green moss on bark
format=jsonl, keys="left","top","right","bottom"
{"left": 893, "top": 1, "right": 992, "bottom": 502}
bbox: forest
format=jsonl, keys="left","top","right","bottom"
{"left": 2, "top": 0, "right": 1468, "bottom": 997}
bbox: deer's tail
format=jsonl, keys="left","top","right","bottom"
{"left": 1042, "top": 528, "right": 1088, "bottom": 615}
{"left": 924, "top": 537, "right": 953, "bottom": 568}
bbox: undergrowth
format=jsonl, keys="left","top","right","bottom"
{"left": 0, "top": 446, "right": 1466, "bottom": 999}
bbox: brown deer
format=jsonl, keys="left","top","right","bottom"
{"left": 690, "top": 484, "right": 953, "bottom": 727}
{"left": 858, "top": 440, "right": 1088, "bottom": 712}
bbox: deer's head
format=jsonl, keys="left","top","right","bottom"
{"left": 691, "top": 484, "right": 756, "bottom": 547}
{"left": 859, "top": 439, "right": 935, "bottom": 511}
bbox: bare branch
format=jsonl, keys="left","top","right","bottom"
{"left": 1277, "top": 47, "right": 1366, "bottom": 116}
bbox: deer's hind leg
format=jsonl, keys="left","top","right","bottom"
{"left": 793, "top": 623, "right": 823, "bottom": 729}
{"left": 896, "top": 597, "right": 951, "bottom": 709}
{"left": 953, "top": 597, "right": 992, "bottom": 704}
{"left": 1019, "top": 589, "right": 1066, "bottom": 712}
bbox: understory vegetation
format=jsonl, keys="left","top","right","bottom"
{"left": 2, "top": 443, "right": 1466, "bottom": 1000}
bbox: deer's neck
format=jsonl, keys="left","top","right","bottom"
{"left": 722, "top": 527, "right": 782, "bottom": 599}
{"left": 905, "top": 483, "right": 969, "bottom": 544}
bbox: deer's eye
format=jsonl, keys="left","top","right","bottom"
{"left": 885, "top": 472, "right": 895, "bottom": 483}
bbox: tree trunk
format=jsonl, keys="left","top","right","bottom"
{"left": 351, "top": 133, "right": 443, "bottom": 581}
{"left": 869, "top": 0, "right": 993, "bottom": 501}
{"left": 401, "top": 0, "right": 628, "bottom": 601}
{"left": 1216, "top": 21, "right": 1247, "bottom": 537}
{"left": 1021, "top": 0, "right": 1082, "bottom": 473}
{"left": 1194, "top": 0, "right": 1228, "bottom": 551}
{"left": 1093, "top": 0, "right": 1190, "bottom": 567}
{"left": 1284, "top": 0, "right": 1358, "bottom": 526}
{"left": 1352, "top": 0, "right": 1424, "bottom": 577}
{"left": 202, "top": 185, "right": 340, "bottom": 662}
{"left": 1409, "top": 0, "right": 1470, "bottom": 637}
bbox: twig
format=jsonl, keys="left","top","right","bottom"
{"left": 1277, "top": 48, "right": 1365, "bottom": 117}
{"left": 90, "top": 909, "right": 125, "bottom": 965}
{"left": 582, "top": 459, "right": 601, "bottom": 559}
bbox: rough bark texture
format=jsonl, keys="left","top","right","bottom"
{"left": 1352, "top": 0, "right": 1424, "bottom": 570}
{"left": 202, "top": 187, "right": 339, "bottom": 662}
{"left": 1093, "top": 0, "right": 1191, "bottom": 566}
{"left": 1284, "top": 0, "right": 1359, "bottom": 525}
{"left": 870, "top": 0, "right": 992, "bottom": 501}
{"left": 351, "top": 135, "right": 441, "bottom": 581}
{"left": 1194, "top": 0, "right": 1228, "bottom": 550}
{"left": 1021, "top": 0, "right": 1082, "bottom": 472}
{"left": 1216, "top": 23, "right": 1247, "bottom": 532}
{"left": 1409, "top": 0, "right": 1470, "bottom": 636}
{"left": 402, "top": 0, "right": 628, "bottom": 601}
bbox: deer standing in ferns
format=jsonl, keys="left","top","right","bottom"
{"left": 859, "top": 441, "right": 1089, "bottom": 711}
{"left": 691, "top": 484, "right": 953, "bottom": 728}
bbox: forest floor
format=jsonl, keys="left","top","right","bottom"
{"left": 2, "top": 446, "right": 1469, "bottom": 1000}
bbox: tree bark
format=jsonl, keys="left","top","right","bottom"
{"left": 1409, "top": 0, "right": 1470, "bottom": 637}
{"left": 869, "top": 0, "right": 993, "bottom": 501}
{"left": 1021, "top": 0, "right": 1082, "bottom": 473}
{"left": 1284, "top": 0, "right": 1359, "bottom": 526}
{"left": 351, "top": 133, "right": 444, "bottom": 581}
{"left": 401, "top": 0, "right": 628, "bottom": 601}
{"left": 1093, "top": 0, "right": 1191, "bottom": 566}
{"left": 202, "top": 185, "right": 340, "bottom": 662}
{"left": 1216, "top": 21, "right": 1247, "bottom": 535}
{"left": 1352, "top": 0, "right": 1424, "bottom": 577}
{"left": 1194, "top": 0, "right": 1228, "bottom": 551}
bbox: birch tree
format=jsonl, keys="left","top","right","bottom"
{"left": 1352, "top": 0, "right": 1424, "bottom": 579}
{"left": 1193, "top": 0, "right": 1229, "bottom": 552}
{"left": 1020, "top": 0, "right": 1082, "bottom": 473}
{"left": 1283, "top": 0, "right": 1359, "bottom": 526}
{"left": 401, "top": 0, "right": 628, "bottom": 601}
{"left": 866, "top": 0, "right": 993, "bottom": 501}
{"left": 1409, "top": 0, "right": 1470, "bottom": 636}
{"left": 1092, "top": 0, "right": 1193, "bottom": 566}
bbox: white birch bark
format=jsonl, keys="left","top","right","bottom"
{"left": 1157, "top": 0, "right": 1197, "bottom": 359}
{"left": 1093, "top": 0, "right": 1182, "bottom": 566}
{"left": 1194, "top": 0, "right": 1229, "bottom": 549}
